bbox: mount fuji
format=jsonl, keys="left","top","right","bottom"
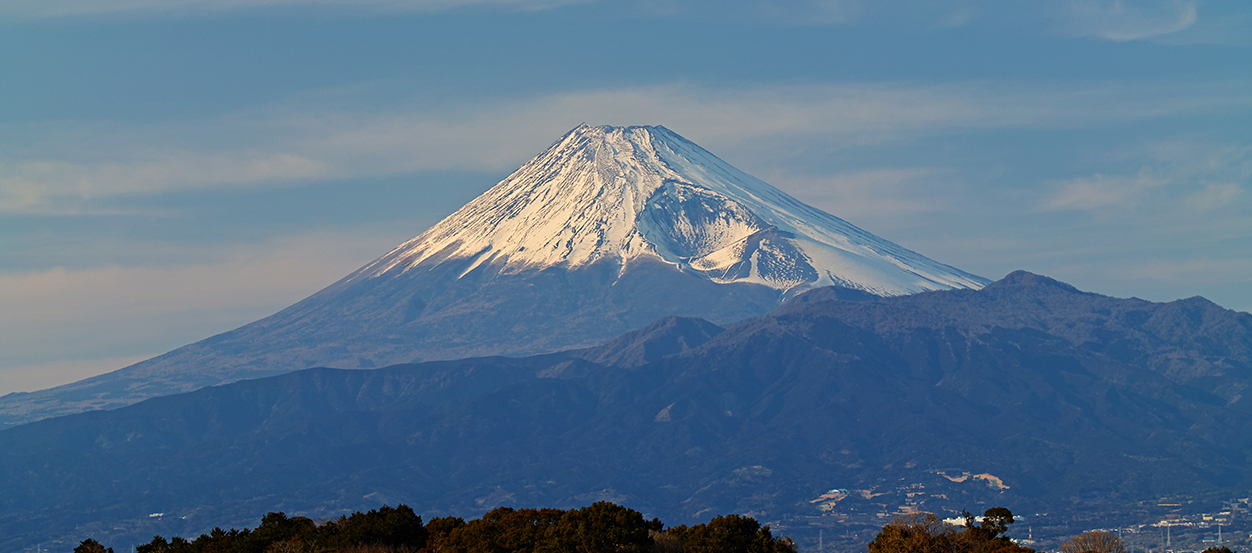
{"left": 362, "top": 124, "right": 984, "bottom": 295}
{"left": 0, "top": 124, "right": 987, "bottom": 426}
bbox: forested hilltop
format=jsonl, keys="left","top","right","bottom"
{"left": 72, "top": 502, "right": 796, "bottom": 553}
{"left": 76, "top": 503, "right": 1180, "bottom": 553}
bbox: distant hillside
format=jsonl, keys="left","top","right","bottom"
{"left": 1, "top": 271, "right": 1249, "bottom": 552}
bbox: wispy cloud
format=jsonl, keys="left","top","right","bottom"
{"left": 1043, "top": 169, "right": 1166, "bottom": 210}
{"left": 5, "top": 81, "right": 1248, "bottom": 215}
{"left": 1154, "top": 8, "right": 1252, "bottom": 45}
{"left": 7, "top": 0, "right": 868, "bottom": 24}
{"left": 0, "top": 0, "right": 586, "bottom": 20}
{"left": 1043, "top": 142, "right": 1252, "bottom": 211}
{"left": 1185, "top": 182, "right": 1244, "bottom": 213}
{"left": 1064, "top": 0, "right": 1198, "bottom": 41}
{"left": 1025, "top": 140, "right": 1251, "bottom": 309}
{"left": 764, "top": 167, "right": 956, "bottom": 220}
{"left": 0, "top": 154, "right": 328, "bottom": 214}
{"left": 0, "top": 231, "right": 399, "bottom": 381}
{"left": 7, "top": 0, "right": 1243, "bottom": 45}
{"left": 637, "top": 0, "right": 865, "bottom": 26}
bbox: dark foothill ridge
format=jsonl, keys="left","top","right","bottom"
{"left": 1, "top": 271, "right": 1248, "bottom": 552}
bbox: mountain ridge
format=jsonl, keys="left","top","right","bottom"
{"left": 0, "top": 124, "right": 989, "bottom": 427}
{"left": 351, "top": 124, "right": 986, "bottom": 296}
{"left": 2, "top": 272, "right": 1249, "bottom": 552}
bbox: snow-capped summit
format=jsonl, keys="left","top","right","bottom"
{"left": 355, "top": 124, "right": 986, "bottom": 297}
{"left": 0, "top": 125, "right": 989, "bottom": 426}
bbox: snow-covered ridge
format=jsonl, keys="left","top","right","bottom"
{"left": 352, "top": 124, "right": 988, "bottom": 296}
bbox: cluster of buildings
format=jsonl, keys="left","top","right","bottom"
{"left": 790, "top": 475, "right": 1251, "bottom": 553}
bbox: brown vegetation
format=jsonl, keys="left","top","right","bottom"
{"left": 1058, "top": 531, "right": 1124, "bottom": 553}
{"left": 80, "top": 502, "right": 795, "bottom": 553}
{"left": 867, "top": 508, "right": 1035, "bottom": 553}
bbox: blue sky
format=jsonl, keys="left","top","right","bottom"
{"left": 1, "top": 0, "right": 1249, "bottom": 394}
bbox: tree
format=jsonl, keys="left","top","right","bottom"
{"left": 234, "top": 512, "right": 315, "bottom": 553}
{"left": 956, "top": 508, "right": 1035, "bottom": 553}
{"left": 136, "top": 536, "right": 171, "bottom": 553}
{"left": 83, "top": 502, "right": 803, "bottom": 553}
{"left": 672, "top": 514, "right": 796, "bottom": 553}
{"left": 980, "top": 508, "right": 1014, "bottom": 540}
{"left": 422, "top": 516, "right": 467, "bottom": 553}
{"left": 1058, "top": 531, "right": 1125, "bottom": 553}
{"left": 441, "top": 506, "right": 566, "bottom": 552}
{"left": 868, "top": 508, "right": 1034, "bottom": 553}
{"left": 321, "top": 504, "right": 428, "bottom": 550}
{"left": 868, "top": 512, "right": 957, "bottom": 553}
{"left": 536, "top": 501, "right": 656, "bottom": 553}
{"left": 1200, "top": 547, "right": 1234, "bottom": 553}
{"left": 74, "top": 539, "right": 114, "bottom": 553}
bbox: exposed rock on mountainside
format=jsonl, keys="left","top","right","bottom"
{"left": 0, "top": 125, "right": 984, "bottom": 426}
{"left": 2, "top": 272, "right": 1248, "bottom": 551}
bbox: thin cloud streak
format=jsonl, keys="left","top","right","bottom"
{"left": 4, "top": 81, "right": 1248, "bottom": 215}
{"left": 636, "top": 0, "right": 865, "bottom": 26}
{"left": 1043, "top": 169, "right": 1166, "bottom": 210}
{"left": 0, "top": 154, "right": 328, "bottom": 213}
{"left": 1042, "top": 142, "right": 1252, "bottom": 211}
{"left": 1185, "top": 183, "right": 1244, "bottom": 213}
{"left": 1064, "top": 0, "right": 1198, "bottom": 41}
{"left": 762, "top": 167, "right": 956, "bottom": 220}
{"left": 0, "top": 0, "right": 587, "bottom": 20}
{"left": 6, "top": 0, "right": 1244, "bottom": 50}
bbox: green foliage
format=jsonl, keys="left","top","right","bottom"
{"left": 75, "top": 539, "right": 114, "bottom": 553}
{"left": 535, "top": 502, "right": 656, "bottom": 553}
{"left": 425, "top": 516, "right": 467, "bottom": 538}
{"left": 422, "top": 516, "right": 467, "bottom": 553}
{"left": 439, "top": 506, "right": 565, "bottom": 552}
{"left": 868, "top": 508, "right": 1035, "bottom": 553}
{"left": 97, "top": 502, "right": 800, "bottom": 553}
{"left": 136, "top": 536, "right": 173, "bottom": 553}
{"left": 246, "top": 512, "right": 317, "bottom": 553}
{"left": 867, "top": 512, "right": 957, "bottom": 553}
{"left": 320, "top": 505, "right": 427, "bottom": 550}
{"left": 136, "top": 508, "right": 401, "bottom": 553}
{"left": 667, "top": 514, "right": 796, "bottom": 553}
{"left": 979, "top": 508, "right": 1014, "bottom": 540}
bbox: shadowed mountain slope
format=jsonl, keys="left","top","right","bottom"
{"left": 5, "top": 271, "right": 1246, "bottom": 551}
{"left": 0, "top": 125, "right": 984, "bottom": 427}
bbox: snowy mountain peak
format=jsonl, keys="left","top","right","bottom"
{"left": 356, "top": 124, "right": 988, "bottom": 296}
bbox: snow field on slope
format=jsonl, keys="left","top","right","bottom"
{"left": 349, "top": 124, "right": 989, "bottom": 296}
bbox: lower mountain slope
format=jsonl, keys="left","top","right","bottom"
{"left": 0, "top": 257, "right": 781, "bottom": 426}
{"left": 1, "top": 271, "right": 1249, "bottom": 552}
{"left": 0, "top": 124, "right": 988, "bottom": 428}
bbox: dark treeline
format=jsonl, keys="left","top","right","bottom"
{"left": 73, "top": 502, "right": 797, "bottom": 553}
{"left": 81, "top": 505, "right": 1245, "bottom": 553}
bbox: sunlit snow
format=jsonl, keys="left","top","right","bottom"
{"left": 352, "top": 125, "right": 988, "bottom": 297}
